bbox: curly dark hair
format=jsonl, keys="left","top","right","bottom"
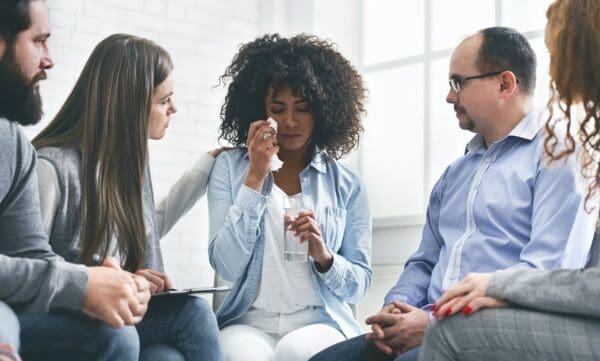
{"left": 218, "top": 33, "right": 366, "bottom": 160}
{"left": 543, "top": 0, "right": 600, "bottom": 209}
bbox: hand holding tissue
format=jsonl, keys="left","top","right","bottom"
{"left": 266, "top": 117, "right": 283, "bottom": 171}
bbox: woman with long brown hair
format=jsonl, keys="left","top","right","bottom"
{"left": 32, "top": 33, "right": 225, "bottom": 360}
{"left": 420, "top": 1, "right": 600, "bottom": 360}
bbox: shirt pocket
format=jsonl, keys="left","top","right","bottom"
{"left": 323, "top": 206, "right": 347, "bottom": 252}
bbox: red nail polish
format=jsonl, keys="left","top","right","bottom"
{"left": 463, "top": 306, "right": 472, "bottom": 315}
{"left": 431, "top": 304, "right": 437, "bottom": 312}
{"left": 445, "top": 309, "right": 452, "bottom": 316}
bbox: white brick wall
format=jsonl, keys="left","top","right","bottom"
{"left": 23, "top": 0, "right": 262, "bottom": 291}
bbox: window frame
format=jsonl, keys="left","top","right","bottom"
{"left": 356, "top": 0, "right": 547, "bottom": 228}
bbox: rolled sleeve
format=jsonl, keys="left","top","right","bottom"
{"left": 208, "top": 152, "right": 269, "bottom": 281}
{"left": 234, "top": 184, "right": 268, "bottom": 246}
{"left": 313, "top": 253, "right": 345, "bottom": 290}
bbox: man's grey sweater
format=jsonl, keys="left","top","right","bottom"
{"left": 0, "top": 118, "right": 87, "bottom": 313}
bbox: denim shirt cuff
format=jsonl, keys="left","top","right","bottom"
{"left": 314, "top": 253, "right": 345, "bottom": 289}
{"left": 235, "top": 184, "right": 268, "bottom": 215}
{"left": 383, "top": 294, "right": 409, "bottom": 306}
{"left": 235, "top": 184, "right": 268, "bottom": 243}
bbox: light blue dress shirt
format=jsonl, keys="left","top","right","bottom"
{"left": 208, "top": 149, "right": 372, "bottom": 337}
{"left": 385, "top": 112, "right": 596, "bottom": 308}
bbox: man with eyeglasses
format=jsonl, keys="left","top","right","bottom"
{"left": 311, "top": 26, "right": 596, "bottom": 361}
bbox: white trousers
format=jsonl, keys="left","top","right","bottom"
{"left": 221, "top": 307, "right": 345, "bottom": 361}
{"left": 221, "top": 323, "right": 345, "bottom": 361}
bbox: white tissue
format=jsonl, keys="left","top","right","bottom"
{"left": 267, "top": 117, "right": 283, "bottom": 172}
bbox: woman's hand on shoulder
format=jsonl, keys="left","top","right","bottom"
{"left": 206, "top": 146, "right": 232, "bottom": 158}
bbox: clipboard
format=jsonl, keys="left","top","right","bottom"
{"left": 152, "top": 285, "right": 231, "bottom": 297}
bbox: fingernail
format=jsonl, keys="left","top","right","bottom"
{"left": 431, "top": 304, "right": 437, "bottom": 312}
{"left": 445, "top": 309, "right": 452, "bottom": 316}
{"left": 463, "top": 306, "right": 472, "bottom": 315}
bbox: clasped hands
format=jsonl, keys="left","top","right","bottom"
{"left": 364, "top": 301, "right": 430, "bottom": 357}
{"left": 365, "top": 273, "right": 509, "bottom": 356}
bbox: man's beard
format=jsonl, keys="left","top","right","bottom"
{"left": 0, "top": 48, "right": 44, "bottom": 126}
{"left": 455, "top": 105, "right": 476, "bottom": 131}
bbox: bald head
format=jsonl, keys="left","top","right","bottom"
{"left": 450, "top": 34, "right": 483, "bottom": 78}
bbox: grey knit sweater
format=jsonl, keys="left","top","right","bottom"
{"left": 37, "top": 146, "right": 164, "bottom": 271}
{"left": 488, "top": 266, "right": 600, "bottom": 317}
{"left": 0, "top": 119, "right": 87, "bottom": 313}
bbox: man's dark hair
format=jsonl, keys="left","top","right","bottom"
{"left": 478, "top": 27, "right": 537, "bottom": 95}
{"left": 0, "top": 0, "right": 33, "bottom": 46}
{"left": 0, "top": 0, "right": 43, "bottom": 125}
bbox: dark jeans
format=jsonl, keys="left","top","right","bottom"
{"left": 19, "top": 313, "right": 139, "bottom": 361}
{"left": 309, "top": 334, "right": 420, "bottom": 361}
{"left": 137, "top": 295, "right": 225, "bottom": 361}
{"left": 18, "top": 295, "right": 224, "bottom": 361}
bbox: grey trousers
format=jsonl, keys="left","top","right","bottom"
{"left": 420, "top": 308, "right": 600, "bottom": 361}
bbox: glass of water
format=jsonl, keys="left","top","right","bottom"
{"left": 283, "top": 195, "right": 308, "bottom": 262}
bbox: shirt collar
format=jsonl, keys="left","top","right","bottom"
{"left": 309, "top": 151, "right": 327, "bottom": 173}
{"left": 465, "top": 111, "right": 539, "bottom": 154}
{"left": 505, "top": 111, "right": 539, "bottom": 141}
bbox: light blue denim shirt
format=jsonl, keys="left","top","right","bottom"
{"left": 208, "top": 149, "right": 372, "bottom": 337}
{"left": 385, "top": 112, "right": 597, "bottom": 309}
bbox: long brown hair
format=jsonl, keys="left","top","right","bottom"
{"left": 33, "top": 34, "right": 173, "bottom": 271}
{"left": 543, "top": 0, "right": 600, "bottom": 206}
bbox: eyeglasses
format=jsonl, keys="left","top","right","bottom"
{"left": 448, "top": 70, "right": 504, "bottom": 93}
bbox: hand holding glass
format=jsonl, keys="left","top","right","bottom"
{"left": 283, "top": 195, "right": 309, "bottom": 262}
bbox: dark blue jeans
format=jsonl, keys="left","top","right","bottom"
{"left": 309, "top": 334, "right": 420, "bottom": 361}
{"left": 18, "top": 295, "right": 224, "bottom": 361}
{"left": 137, "top": 295, "right": 225, "bottom": 361}
{"left": 19, "top": 313, "right": 139, "bottom": 361}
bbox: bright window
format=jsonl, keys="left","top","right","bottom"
{"left": 359, "top": 0, "right": 554, "bottom": 225}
